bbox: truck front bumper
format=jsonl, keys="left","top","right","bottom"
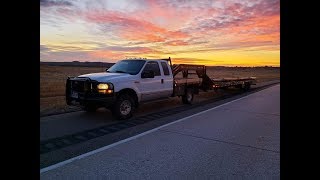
{"left": 67, "top": 94, "right": 116, "bottom": 108}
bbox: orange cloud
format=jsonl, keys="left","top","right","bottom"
{"left": 89, "top": 50, "right": 123, "bottom": 60}
{"left": 88, "top": 46, "right": 164, "bottom": 60}
{"left": 165, "top": 40, "right": 189, "bottom": 46}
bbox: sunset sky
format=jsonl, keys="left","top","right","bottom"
{"left": 40, "top": 0, "right": 280, "bottom": 66}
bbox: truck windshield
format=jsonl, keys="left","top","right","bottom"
{"left": 106, "top": 60, "right": 146, "bottom": 75}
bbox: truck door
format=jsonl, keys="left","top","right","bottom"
{"left": 139, "top": 61, "right": 166, "bottom": 101}
{"left": 160, "top": 61, "right": 173, "bottom": 97}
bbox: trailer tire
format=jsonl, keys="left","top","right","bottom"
{"left": 182, "top": 88, "right": 194, "bottom": 104}
{"left": 112, "top": 94, "right": 134, "bottom": 120}
{"left": 236, "top": 84, "right": 243, "bottom": 89}
{"left": 244, "top": 83, "right": 251, "bottom": 91}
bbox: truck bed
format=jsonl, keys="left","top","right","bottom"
{"left": 174, "top": 77, "right": 202, "bottom": 85}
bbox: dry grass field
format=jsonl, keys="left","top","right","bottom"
{"left": 40, "top": 65, "right": 106, "bottom": 114}
{"left": 206, "top": 66, "right": 280, "bottom": 82}
{"left": 40, "top": 64, "right": 280, "bottom": 115}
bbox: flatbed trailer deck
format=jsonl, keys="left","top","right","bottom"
{"left": 165, "top": 59, "right": 256, "bottom": 95}
{"left": 210, "top": 77, "right": 256, "bottom": 89}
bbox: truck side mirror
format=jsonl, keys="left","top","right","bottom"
{"left": 141, "top": 70, "right": 155, "bottom": 78}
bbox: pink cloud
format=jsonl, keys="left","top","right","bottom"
{"left": 89, "top": 50, "right": 124, "bottom": 60}
{"left": 165, "top": 40, "right": 189, "bottom": 46}
{"left": 86, "top": 10, "right": 190, "bottom": 43}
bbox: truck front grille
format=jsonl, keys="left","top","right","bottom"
{"left": 71, "top": 80, "right": 90, "bottom": 92}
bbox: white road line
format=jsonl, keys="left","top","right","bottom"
{"left": 40, "top": 89, "right": 263, "bottom": 174}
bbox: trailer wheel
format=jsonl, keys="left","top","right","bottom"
{"left": 236, "top": 84, "right": 243, "bottom": 89}
{"left": 112, "top": 94, "right": 134, "bottom": 120}
{"left": 244, "top": 83, "right": 251, "bottom": 91}
{"left": 182, "top": 88, "right": 194, "bottom": 104}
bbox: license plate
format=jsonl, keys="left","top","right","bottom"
{"left": 71, "top": 91, "right": 78, "bottom": 98}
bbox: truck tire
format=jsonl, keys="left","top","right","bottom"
{"left": 83, "top": 104, "right": 97, "bottom": 112}
{"left": 182, "top": 88, "right": 194, "bottom": 104}
{"left": 112, "top": 94, "right": 134, "bottom": 120}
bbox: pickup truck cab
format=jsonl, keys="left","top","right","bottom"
{"left": 66, "top": 58, "right": 184, "bottom": 119}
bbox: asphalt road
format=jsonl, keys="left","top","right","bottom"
{"left": 40, "top": 80, "right": 279, "bottom": 168}
{"left": 41, "top": 84, "right": 280, "bottom": 179}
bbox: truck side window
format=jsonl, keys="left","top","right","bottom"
{"left": 143, "top": 62, "right": 161, "bottom": 76}
{"left": 161, "top": 62, "right": 170, "bottom": 75}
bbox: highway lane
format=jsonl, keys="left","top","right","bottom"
{"left": 40, "top": 96, "right": 182, "bottom": 141}
{"left": 41, "top": 84, "right": 280, "bottom": 178}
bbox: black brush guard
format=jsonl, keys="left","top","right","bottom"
{"left": 66, "top": 77, "right": 115, "bottom": 107}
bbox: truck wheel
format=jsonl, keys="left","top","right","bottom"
{"left": 182, "top": 88, "right": 194, "bottom": 104}
{"left": 112, "top": 94, "right": 134, "bottom": 120}
{"left": 83, "top": 104, "right": 97, "bottom": 112}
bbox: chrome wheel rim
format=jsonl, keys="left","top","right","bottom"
{"left": 120, "top": 100, "right": 131, "bottom": 115}
{"left": 187, "top": 92, "right": 192, "bottom": 101}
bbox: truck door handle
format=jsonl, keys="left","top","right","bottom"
{"left": 161, "top": 79, "right": 164, "bottom": 84}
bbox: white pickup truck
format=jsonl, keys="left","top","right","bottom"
{"left": 66, "top": 57, "right": 256, "bottom": 119}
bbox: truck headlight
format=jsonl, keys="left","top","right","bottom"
{"left": 97, "top": 83, "right": 109, "bottom": 90}
{"left": 97, "top": 83, "right": 114, "bottom": 94}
